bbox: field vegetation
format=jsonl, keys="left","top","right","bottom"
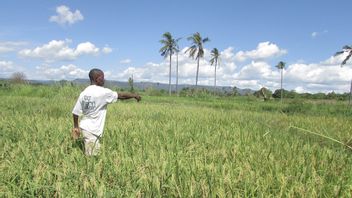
{"left": 1, "top": 84, "right": 351, "bottom": 197}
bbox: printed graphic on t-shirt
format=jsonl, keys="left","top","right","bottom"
{"left": 83, "top": 95, "right": 96, "bottom": 110}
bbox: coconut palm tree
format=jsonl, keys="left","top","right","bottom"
{"left": 174, "top": 37, "right": 181, "bottom": 95}
{"left": 275, "top": 61, "right": 286, "bottom": 102}
{"left": 210, "top": 48, "right": 220, "bottom": 94}
{"left": 335, "top": 45, "right": 352, "bottom": 66}
{"left": 185, "top": 32, "right": 210, "bottom": 87}
{"left": 335, "top": 45, "right": 352, "bottom": 105}
{"left": 159, "top": 32, "right": 178, "bottom": 95}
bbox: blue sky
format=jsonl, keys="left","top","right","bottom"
{"left": 0, "top": 0, "right": 351, "bottom": 93}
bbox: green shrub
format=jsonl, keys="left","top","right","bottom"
{"left": 281, "top": 99, "right": 312, "bottom": 114}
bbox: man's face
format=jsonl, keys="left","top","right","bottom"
{"left": 94, "top": 72, "right": 105, "bottom": 86}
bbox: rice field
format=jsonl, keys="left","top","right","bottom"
{"left": 1, "top": 85, "right": 351, "bottom": 197}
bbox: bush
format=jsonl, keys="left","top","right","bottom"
{"left": 145, "top": 87, "right": 164, "bottom": 96}
{"left": 10, "top": 72, "right": 27, "bottom": 84}
{"left": 281, "top": 99, "right": 312, "bottom": 114}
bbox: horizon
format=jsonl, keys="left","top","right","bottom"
{"left": 2, "top": 77, "right": 350, "bottom": 95}
{"left": 0, "top": 0, "right": 351, "bottom": 93}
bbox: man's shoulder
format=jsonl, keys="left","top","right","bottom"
{"left": 91, "top": 85, "right": 115, "bottom": 94}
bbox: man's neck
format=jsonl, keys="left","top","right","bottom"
{"left": 90, "top": 82, "right": 102, "bottom": 87}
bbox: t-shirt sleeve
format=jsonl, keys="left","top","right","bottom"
{"left": 105, "top": 89, "right": 118, "bottom": 104}
{"left": 72, "top": 95, "right": 83, "bottom": 116}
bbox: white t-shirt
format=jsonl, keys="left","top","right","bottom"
{"left": 72, "top": 85, "right": 118, "bottom": 136}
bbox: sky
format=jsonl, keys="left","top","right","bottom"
{"left": 0, "top": 0, "right": 351, "bottom": 93}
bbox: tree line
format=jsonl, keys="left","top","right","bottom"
{"left": 4, "top": 35, "right": 351, "bottom": 103}
{"left": 160, "top": 32, "right": 351, "bottom": 103}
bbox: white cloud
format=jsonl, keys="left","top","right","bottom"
{"left": 232, "top": 80, "right": 260, "bottom": 90}
{"left": 234, "top": 42, "right": 287, "bottom": 62}
{"left": 18, "top": 40, "right": 102, "bottom": 62}
{"left": 221, "top": 47, "right": 236, "bottom": 62}
{"left": 112, "top": 47, "right": 239, "bottom": 85}
{"left": 228, "top": 60, "right": 351, "bottom": 93}
{"left": 294, "top": 86, "right": 308, "bottom": 93}
{"left": 75, "top": 42, "right": 99, "bottom": 55}
{"left": 0, "top": 60, "right": 14, "bottom": 71}
{"left": 230, "top": 61, "right": 280, "bottom": 91}
{"left": 17, "top": 40, "right": 351, "bottom": 94}
{"left": 322, "top": 51, "right": 352, "bottom": 65}
{"left": 102, "top": 47, "right": 112, "bottom": 54}
{"left": 0, "top": 41, "right": 28, "bottom": 53}
{"left": 311, "top": 30, "right": 328, "bottom": 39}
{"left": 49, "top": 5, "right": 84, "bottom": 26}
{"left": 111, "top": 43, "right": 350, "bottom": 93}
{"left": 311, "top": 32, "right": 318, "bottom": 38}
{"left": 285, "top": 63, "right": 351, "bottom": 84}
{"left": 235, "top": 61, "right": 278, "bottom": 81}
{"left": 120, "top": 59, "right": 132, "bottom": 64}
{"left": 0, "top": 46, "right": 12, "bottom": 53}
{"left": 35, "top": 64, "right": 88, "bottom": 80}
{"left": 0, "top": 60, "right": 26, "bottom": 78}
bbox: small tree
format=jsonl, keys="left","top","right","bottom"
{"left": 233, "top": 86, "right": 240, "bottom": 96}
{"left": 275, "top": 61, "right": 286, "bottom": 102}
{"left": 128, "top": 75, "right": 134, "bottom": 92}
{"left": 254, "top": 87, "right": 272, "bottom": 101}
{"left": 11, "top": 72, "right": 27, "bottom": 84}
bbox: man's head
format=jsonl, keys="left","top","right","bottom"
{"left": 89, "top": 68, "right": 105, "bottom": 86}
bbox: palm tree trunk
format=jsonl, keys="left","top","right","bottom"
{"left": 196, "top": 58, "right": 200, "bottom": 87}
{"left": 169, "top": 53, "right": 172, "bottom": 95}
{"left": 349, "top": 79, "right": 352, "bottom": 106}
{"left": 214, "top": 60, "right": 217, "bottom": 95}
{"left": 280, "top": 69, "right": 283, "bottom": 103}
{"left": 176, "top": 52, "right": 179, "bottom": 96}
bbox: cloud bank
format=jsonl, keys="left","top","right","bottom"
{"left": 18, "top": 39, "right": 107, "bottom": 62}
{"left": 4, "top": 39, "right": 351, "bottom": 93}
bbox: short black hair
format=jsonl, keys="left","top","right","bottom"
{"left": 89, "top": 68, "right": 103, "bottom": 81}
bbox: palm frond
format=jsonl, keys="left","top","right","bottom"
{"left": 185, "top": 45, "right": 195, "bottom": 51}
{"left": 203, "top": 37, "right": 210, "bottom": 43}
{"left": 190, "top": 49, "right": 197, "bottom": 59}
{"left": 210, "top": 58, "right": 215, "bottom": 65}
{"left": 275, "top": 61, "right": 286, "bottom": 69}
{"left": 334, "top": 51, "right": 344, "bottom": 56}
{"left": 175, "top": 37, "right": 182, "bottom": 43}
{"left": 210, "top": 48, "right": 221, "bottom": 67}
{"left": 187, "top": 34, "right": 195, "bottom": 42}
{"left": 186, "top": 32, "right": 210, "bottom": 60}
{"left": 342, "top": 45, "right": 352, "bottom": 50}
{"left": 197, "top": 48, "right": 204, "bottom": 59}
{"left": 160, "top": 32, "right": 177, "bottom": 58}
{"left": 186, "top": 46, "right": 197, "bottom": 59}
{"left": 341, "top": 53, "right": 351, "bottom": 66}
{"left": 159, "top": 46, "right": 168, "bottom": 52}
{"left": 336, "top": 45, "right": 352, "bottom": 66}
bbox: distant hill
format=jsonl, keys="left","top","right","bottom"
{"left": 0, "top": 78, "right": 254, "bottom": 95}
{"left": 71, "top": 79, "right": 254, "bottom": 95}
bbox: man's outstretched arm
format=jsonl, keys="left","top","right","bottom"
{"left": 118, "top": 92, "right": 141, "bottom": 102}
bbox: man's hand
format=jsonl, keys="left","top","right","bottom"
{"left": 71, "top": 127, "right": 80, "bottom": 140}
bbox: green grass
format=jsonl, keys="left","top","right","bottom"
{"left": 1, "top": 85, "right": 351, "bottom": 197}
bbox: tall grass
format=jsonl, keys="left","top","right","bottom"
{"left": 1, "top": 85, "right": 351, "bottom": 197}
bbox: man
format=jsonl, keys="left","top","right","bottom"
{"left": 72, "top": 68, "right": 141, "bottom": 156}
